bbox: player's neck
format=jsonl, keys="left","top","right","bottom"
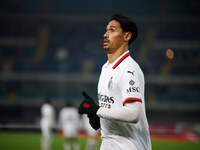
{"left": 107, "top": 46, "right": 128, "bottom": 64}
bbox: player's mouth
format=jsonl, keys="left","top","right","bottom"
{"left": 104, "top": 39, "right": 109, "bottom": 45}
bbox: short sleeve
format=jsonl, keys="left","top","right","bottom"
{"left": 119, "top": 67, "right": 144, "bottom": 105}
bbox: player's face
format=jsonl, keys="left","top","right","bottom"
{"left": 103, "top": 20, "right": 125, "bottom": 53}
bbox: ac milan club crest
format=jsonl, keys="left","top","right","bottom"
{"left": 108, "top": 76, "right": 113, "bottom": 90}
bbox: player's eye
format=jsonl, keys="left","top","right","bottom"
{"left": 109, "top": 28, "right": 115, "bottom": 32}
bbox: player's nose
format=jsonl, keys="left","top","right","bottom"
{"left": 104, "top": 31, "right": 108, "bottom": 38}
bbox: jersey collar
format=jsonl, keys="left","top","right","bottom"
{"left": 112, "top": 51, "right": 130, "bottom": 69}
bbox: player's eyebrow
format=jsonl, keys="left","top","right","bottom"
{"left": 109, "top": 25, "right": 117, "bottom": 29}
{"left": 106, "top": 25, "right": 117, "bottom": 30}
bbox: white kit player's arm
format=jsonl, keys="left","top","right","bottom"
{"left": 97, "top": 101, "right": 141, "bottom": 123}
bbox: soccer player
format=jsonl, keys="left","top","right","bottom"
{"left": 58, "top": 102, "right": 80, "bottom": 150}
{"left": 78, "top": 13, "right": 152, "bottom": 150}
{"left": 40, "top": 99, "right": 56, "bottom": 150}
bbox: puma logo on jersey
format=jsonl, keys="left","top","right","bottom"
{"left": 127, "top": 70, "right": 135, "bottom": 76}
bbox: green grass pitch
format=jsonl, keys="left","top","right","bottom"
{"left": 0, "top": 131, "right": 199, "bottom": 150}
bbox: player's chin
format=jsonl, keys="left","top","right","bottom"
{"left": 103, "top": 47, "right": 110, "bottom": 52}
{"left": 103, "top": 45, "right": 109, "bottom": 51}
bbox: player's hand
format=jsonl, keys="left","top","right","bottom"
{"left": 78, "top": 91, "right": 99, "bottom": 116}
{"left": 88, "top": 114, "right": 100, "bottom": 130}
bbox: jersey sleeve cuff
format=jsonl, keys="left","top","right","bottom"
{"left": 123, "top": 97, "right": 142, "bottom": 105}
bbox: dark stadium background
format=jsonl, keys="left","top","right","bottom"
{"left": 0, "top": 0, "right": 200, "bottom": 142}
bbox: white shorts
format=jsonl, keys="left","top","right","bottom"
{"left": 40, "top": 119, "right": 53, "bottom": 137}
{"left": 63, "top": 125, "right": 78, "bottom": 138}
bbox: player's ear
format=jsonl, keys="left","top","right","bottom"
{"left": 124, "top": 32, "right": 132, "bottom": 42}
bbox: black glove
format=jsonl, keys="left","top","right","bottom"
{"left": 88, "top": 114, "right": 100, "bottom": 130}
{"left": 78, "top": 91, "right": 99, "bottom": 116}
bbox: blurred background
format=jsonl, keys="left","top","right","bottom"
{"left": 0, "top": 0, "right": 200, "bottom": 142}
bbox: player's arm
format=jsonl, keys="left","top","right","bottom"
{"left": 78, "top": 92, "right": 141, "bottom": 123}
{"left": 97, "top": 101, "right": 141, "bottom": 123}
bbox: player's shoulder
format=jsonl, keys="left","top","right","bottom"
{"left": 70, "top": 107, "right": 78, "bottom": 113}
{"left": 121, "top": 55, "right": 142, "bottom": 72}
{"left": 116, "top": 55, "right": 144, "bottom": 82}
{"left": 42, "top": 104, "right": 51, "bottom": 110}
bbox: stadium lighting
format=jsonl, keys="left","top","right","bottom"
{"left": 166, "top": 49, "right": 174, "bottom": 59}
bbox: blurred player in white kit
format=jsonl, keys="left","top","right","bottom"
{"left": 58, "top": 102, "right": 80, "bottom": 150}
{"left": 82, "top": 114, "right": 99, "bottom": 150}
{"left": 40, "top": 99, "right": 56, "bottom": 150}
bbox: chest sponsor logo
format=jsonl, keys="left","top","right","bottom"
{"left": 98, "top": 93, "right": 114, "bottom": 109}
{"left": 127, "top": 87, "right": 140, "bottom": 93}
